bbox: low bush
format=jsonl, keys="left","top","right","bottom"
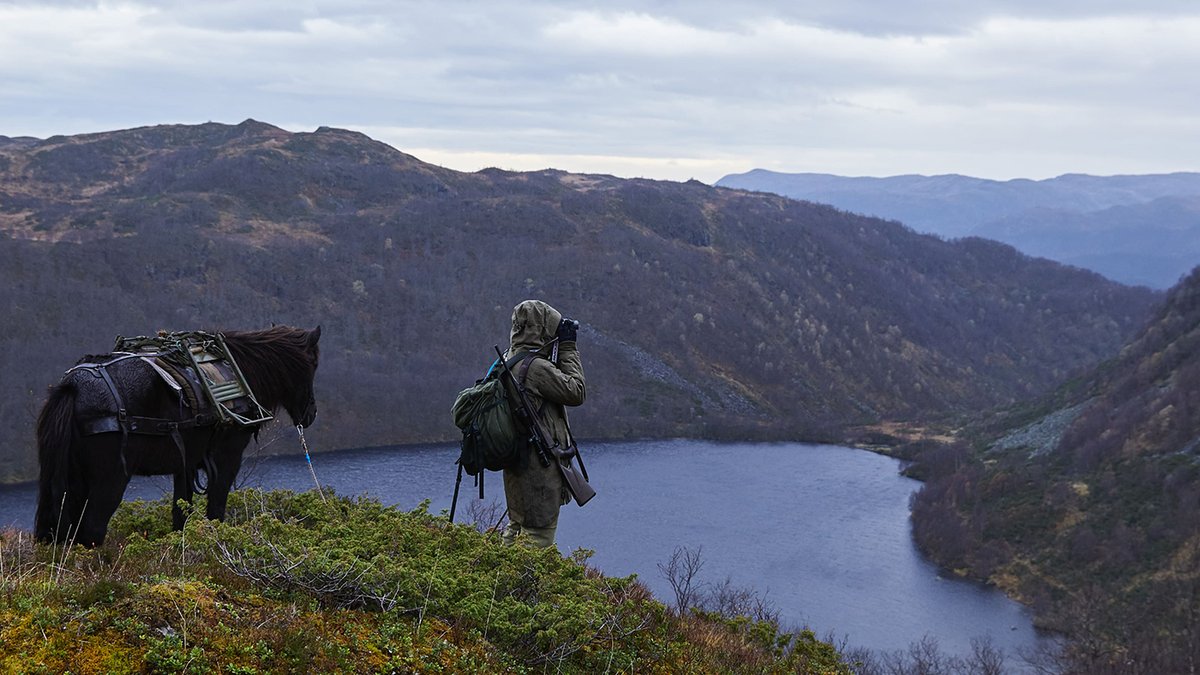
{"left": 1, "top": 490, "right": 852, "bottom": 673}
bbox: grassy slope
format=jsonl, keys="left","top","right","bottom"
{"left": 0, "top": 489, "right": 848, "bottom": 674}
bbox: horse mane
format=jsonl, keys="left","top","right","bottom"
{"left": 220, "top": 326, "right": 317, "bottom": 409}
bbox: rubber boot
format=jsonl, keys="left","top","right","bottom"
{"left": 501, "top": 521, "right": 522, "bottom": 546}
{"left": 521, "top": 524, "right": 557, "bottom": 549}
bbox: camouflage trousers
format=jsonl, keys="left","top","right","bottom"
{"left": 502, "top": 453, "right": 569, "bottom": 549}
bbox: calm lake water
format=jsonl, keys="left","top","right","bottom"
{"left": 0, "top": 439, "right": 1048, "bottom": 664}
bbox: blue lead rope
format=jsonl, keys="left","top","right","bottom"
{"left": 297, "top": 425, "right": 327, "bottom": 503}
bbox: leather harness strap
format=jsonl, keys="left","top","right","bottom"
{"left": 66, "top": 352, "right": 221, "bottom": 491}
{"left": 88, "top": 356, "right": 131, "bottom": 477}
{"left": 80, "top": 412, "right": 216, "bottom": 436}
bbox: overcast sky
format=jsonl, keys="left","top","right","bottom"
{"left": 2, "top": 1, "right": 1198, "bottom": 183}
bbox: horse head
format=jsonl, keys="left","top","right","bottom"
{"left": 285, "top": 325, "right": 321, "bottom": 428}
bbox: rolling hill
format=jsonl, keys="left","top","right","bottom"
{"left": 0, "top": 120, "right": 1159, "bottom": 482}
{"left": 717, "top": 169, "right": 1200, "bottom": 288}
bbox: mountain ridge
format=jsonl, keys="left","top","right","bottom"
{"left": 0, "top": 121, "right": 1159, "bottom": 482}
{"left": 717, "top": 169, "right": 1200, "bottom": 288}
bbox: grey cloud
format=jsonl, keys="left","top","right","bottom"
{"left": 1, "top": 0, "right": 1197, "bottom": 180}
{"left": 516, "top": 0, "right": 1198, "bottom": 35}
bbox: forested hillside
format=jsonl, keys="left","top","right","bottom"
{"left": 0, "top": 120, "right": 1159, "bottom": 482}
{"left": 910, "top": 266, "right": 1200, "bottom": 672}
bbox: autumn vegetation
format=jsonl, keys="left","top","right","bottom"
{"left": 2, "top": 121, "right": 1195, "bottom": 672}
{"left": 907, "top": 266, "right": 1200, "bottom": 672}
{"left": 0, "top": 489, "right": 851, "bottom": 673}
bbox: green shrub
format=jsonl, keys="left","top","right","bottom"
{"left": 0, "top": 489, "right": 852, "bottom": 673}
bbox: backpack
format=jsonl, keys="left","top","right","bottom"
{"left": 449, "top": 351, "right": 537, "bottom": 511}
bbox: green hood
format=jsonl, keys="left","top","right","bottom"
{"left": 509, "top": 300, "right": 561, "bottom": 354}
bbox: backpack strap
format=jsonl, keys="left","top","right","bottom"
{"left": 514, "top": 352, "right": 537, "bottom": 385}
{"left": 518, "top": 354, "right": 564, "bottom": 420}
{"left": 486, "top": 350, "right": 536, "bottom": 381}
{"left": 515, "top": 353, "right": 564, "bottom": 436}
{"left": 498, "top": 352, "right": 540, "bottom": 437}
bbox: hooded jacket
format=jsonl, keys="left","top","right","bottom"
{"left": 502, "top": 300, "right": 586, "bottom": 528}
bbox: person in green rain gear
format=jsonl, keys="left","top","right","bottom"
{"left": 501, "top": 299, "right": 586, "bottom": 548}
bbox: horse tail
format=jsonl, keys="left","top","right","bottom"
{"left": 34, "top": 381, "right": 77, "bottom": 542}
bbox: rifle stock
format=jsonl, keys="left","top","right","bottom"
{"left": 549, "top": 444, "right": 596, "bottom": 505}
{"left": 493, "top": 345, "right": 595, "bottom": 507}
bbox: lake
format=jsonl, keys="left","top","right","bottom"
{"left": 0, "top": 438, "right": 1048, "bottom": 664}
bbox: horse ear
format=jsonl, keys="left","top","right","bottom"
{"left": 309, "top": 325, "right": 322, "bottom": 345}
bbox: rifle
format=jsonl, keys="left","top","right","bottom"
{"left": 493, "top": 345, "right": 596, "bottom": 506}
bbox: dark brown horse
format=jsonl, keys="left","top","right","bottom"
{"left": 35, "top": 325, "right": 321, "bottom": 546}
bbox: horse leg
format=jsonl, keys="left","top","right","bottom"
{"left": 58, "top": 450, "right": 91, "bottom": 544}
{"left": 53, "top": 487, "right": 90, "bottom": 545}
{"left": 205, "top": 436, "right": 247, "bottom": 522}
{"left": 205, "top": 476, "right": 234, "bottom": 522}
{"left": 172, "top": 468, "right": 195, "bottom": 531}
{"left": 73, "top": 458, "right": 127, "bottom": 550}
{"left": 61, "top": 435, "right": 127, "bottom": 547}
{"left": 76, "top": 476, "right": 129, "bottom": 547}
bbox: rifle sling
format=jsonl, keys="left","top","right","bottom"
{"left": 514, "top": 352, "right": 590, "bottom": 481}
{"left": 564, "top": 420, "right": 588, "bottom": 482}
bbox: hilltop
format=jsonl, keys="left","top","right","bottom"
{"left": 717, "top": 169, "right": 1200, "bottom": 288}
{"left": 0, "top": 120, "right": 1159, "bottom": 482}
{"left": 0, "top": 489, "right": 851, "bottom": 672}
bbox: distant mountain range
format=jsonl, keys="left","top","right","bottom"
{"left": 0, "top": 121, "right": 1158, "bottom": 482}
{"left": 717, "top": 170, "right": 1200, "bottom": 288}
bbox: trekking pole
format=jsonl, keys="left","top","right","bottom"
{"left": 489, "top": 508, "right": 509, "bottom": 534}
{"left": 296, "top": 425, "right": 327, "bottom": 503}
{"left": 449, "top": 460, "right": 463, "bottom": 523}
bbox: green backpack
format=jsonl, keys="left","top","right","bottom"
{"left": 450, "top": 351, "right": 536, "bottom": 509}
